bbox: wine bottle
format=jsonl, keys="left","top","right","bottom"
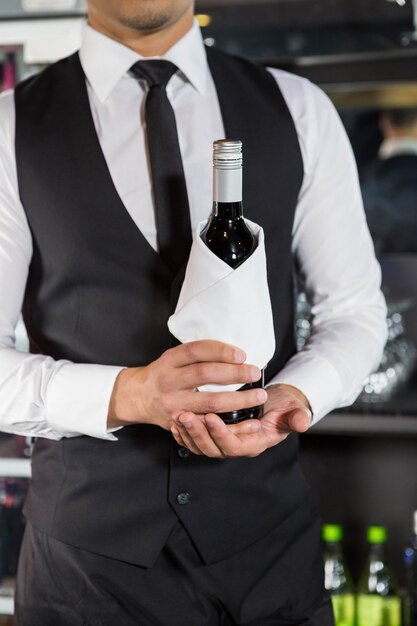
{"left": 404, "top": 511, "right": 417, "bottom": 626}
{"left": 322, "top": 524, "right": 355, "bottom": 626}
{"left": 357, "top": 526, "right": 401, "bottom": 626}
{"left": 201, "top": 139, "right": 263, "bottom": 424}
{"left": 1, "top": 53, "right": 16, "bottom": 92}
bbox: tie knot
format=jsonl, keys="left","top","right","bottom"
{"left": 129, "top": 60, "right": 178, "bottom": 88}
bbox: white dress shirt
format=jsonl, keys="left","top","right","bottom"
{"left": 0, "top": 21, "right": 387, "bottom": 440}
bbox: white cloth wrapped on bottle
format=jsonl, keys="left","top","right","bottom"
{"left": 167, "top": 219, "right": 276, "bottom": 392}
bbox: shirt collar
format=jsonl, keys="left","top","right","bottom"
{"left": 379, "top": 137, "right": 417, "bottom": 159}
{"left": 79, "top": 19, "right": 208, "bottom": 103}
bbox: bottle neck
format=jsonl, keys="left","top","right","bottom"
{"left": 369, "top": 543, "right": 386, "bottom": 562}
{"left": 213, "top": 165, "right": 242, "bottom": 205}
{"left": 325, "top": 542, "right": 343, "bottom": 559}
{"left": 213, "top": 202, "right": 243, "bottom": 219}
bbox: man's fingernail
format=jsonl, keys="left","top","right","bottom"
{"left": 257, "top": 389, "right": 268, "bottom": 402}
{"left": 234, "top": 349, "right": 246, "bottom": 363}
{"left": 179, "top": 418, "right": 192, "bottom": 428}
{"left": 250, "top": 366, "right": 261, "bottom": 380}
{"left": 248, "top": 421, "right": 260, "bottom": 432}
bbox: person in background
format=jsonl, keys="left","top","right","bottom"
{"left": 362, "top": 107, "right": 417, "bottom": 255}
{"left": 0, "top": 0, "right": 386, "bottom": 624}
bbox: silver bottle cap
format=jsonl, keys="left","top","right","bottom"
{"left": 213, "top": 139, "right": 242, "bottom": 170}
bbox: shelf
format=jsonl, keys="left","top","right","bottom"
{"left": 0, "top": 17, "right": 84, "bottom": 64}
{"left": 309, "top": 411, "right": 417, "bottom": 436}
{"left": 0, "top": 0, "right": 86, "bottom": 19}
{"left": 0, "top": 597, "right": 13, "bottom": 617}
{"left": 266, "top": 49, "right": 417, "bottom": 95}
{"left": 0, "top": 578, "right": 15, "bottom": 617}
{"left": 307, "top": 370, "right": 417, "bottom": 436}
{"left": 0, "top": 459, "right": 31, "bottom": 478}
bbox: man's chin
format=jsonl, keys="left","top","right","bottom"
{"left": 119, "top": 8, "right": 173, "bottom": 33}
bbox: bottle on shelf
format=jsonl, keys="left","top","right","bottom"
{"left": 357, "top": 525, "right": 402, "bottom": 626}
{"left": 200, "top": 139, "right": 263, "bottom": 424}
{"left": 403, "top": 511, "right": 417, "bottom": 626}
{"left": 322, "top": 524, "right": 355, "bottom": 626}
{"left": 1, "top": 53, "right": 16, "bottom": 92}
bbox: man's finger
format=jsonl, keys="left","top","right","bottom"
{"left": 176, "top": 413, "right": 224, "bottom": 457}
{"left": 277, "top": 407, "right": 312, "bottom": 433}
{"left": 282, "top": 408, "right": 312, "bottom": 434}
{"left": 173, "top": 418, "right": 203, "bottom": 455}
{"left": 190, "top": 388, "right": 267, "bottom": 416}
{"left": 203, "top": 414, "right": 252, "bottom": 457}
{"left": 177, "top": 362, "right": 261, "bottom": 390}
{"left": 227, "top": 418, "right": 262, "bottom": 435}
{"left": 166, "top": 340, "right": 246, "bottom": 368}
{"left": 171, "top": 424, "right": 189, "bottom": 449}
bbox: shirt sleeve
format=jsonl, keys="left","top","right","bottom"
{"left": 0, "top": 91, "right": 123, "bottom": 440}
{"left": 266, "top": 71, "right": 388, "bottom": 423}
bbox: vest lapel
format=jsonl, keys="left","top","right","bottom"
{"left": 69, "top": 54, "right": 173, "bottom": 275}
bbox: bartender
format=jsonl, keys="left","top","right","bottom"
{"left": 0, "top": 0, "right": 386, "bottom": 624}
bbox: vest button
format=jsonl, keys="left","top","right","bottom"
{"left": 177, "top": 446, "right": 190, "bottom": 459}
{"left": 177, "top": 492, "right": 191, "bottom": 505}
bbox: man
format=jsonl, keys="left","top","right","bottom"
{"left": 362, "top": 107, "right": 417, "bottom": 255}
{"left": 0, "top": 0, "right": 386, "bottom": 624}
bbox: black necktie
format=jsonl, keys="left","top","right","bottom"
{"left": 130, "top": 60, "right": 192, "bottom": 274}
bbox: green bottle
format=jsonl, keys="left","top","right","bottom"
{"left": 322, "top": 524, "right": 355, "bottom": 626}
{"left": 357, "top": 525, "right": 401, "bottom": 626}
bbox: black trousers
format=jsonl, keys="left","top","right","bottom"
{"left": 15, "top": 497, "right": 334, "bottom": 626}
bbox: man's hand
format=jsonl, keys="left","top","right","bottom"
{"left": 171, "top": 383, "right": 313, "bottom": 458}
{"left": 107, "top": 340, "right": 267, "bottom": 431}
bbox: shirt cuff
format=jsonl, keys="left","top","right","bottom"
{"left": 269, "top": 354, "right": 344, "bottom": 424}
{"left": 45, "top": 363, "right": 124, "bottom": 439}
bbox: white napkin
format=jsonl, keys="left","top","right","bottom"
{"left": 167, "top": 219, "right": 276, "bottom": 392}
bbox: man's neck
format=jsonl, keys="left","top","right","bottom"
{"left": 87, "top": 10, "right": 194, "bottom": 56}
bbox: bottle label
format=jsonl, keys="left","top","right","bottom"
{"left": 331, "top": 594, "right": 355, "bottom": 626}
{"left": 357, "top": 594, "right": 401, "bottom": 626}
{"left": 383, "top": 597, "right": 401, "bottom": 626}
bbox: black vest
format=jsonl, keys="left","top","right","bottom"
{"left": 14, "top": 46, "right": 309, "bottom": 567}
